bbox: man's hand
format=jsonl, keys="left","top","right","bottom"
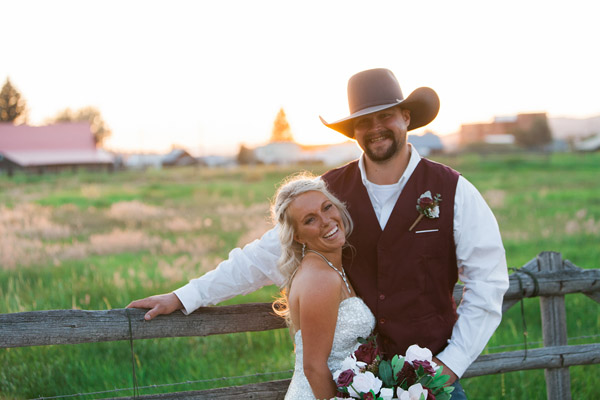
{"left": 432, "top": 356, "right": 458, "bottom": 385}
{"left": 126, "top": 293, "right": 183, "bottom": 321}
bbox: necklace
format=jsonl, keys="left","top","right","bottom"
{"left": 305, "top": 249, "right": 351, "bottom": 294}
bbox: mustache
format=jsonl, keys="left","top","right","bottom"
{"left": 365, "top": 130, "right": 394, "bottom": 142}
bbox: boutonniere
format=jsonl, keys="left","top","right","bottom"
{"left": 409, "top": 191, "right": 442, "bottom": 231}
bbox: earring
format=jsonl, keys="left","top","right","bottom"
{"left": 301, "top": 243, "right": 306, "bottom": 258}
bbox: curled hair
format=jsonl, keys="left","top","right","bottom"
{"left": 271, "top": 172, "right": 353, "bottom": 325}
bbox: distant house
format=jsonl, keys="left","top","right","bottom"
{"left": 574, "top": 134, "right": 600, "bottom": 152}
{"left": 122, "top": 148, "right": 198, "bottom": 169}
{"left": 0, "top": 122, "right": 114, "bottom": 174}
{"left": 458, "top": 113, "right": 548, "bottom": 146}
{"left": 408, "top": 131, "right": 444, "bottom": 156}
{"left": 161, "top": 148, "right": 197, "bottom": 167}
{"left": 252, "top": 140, "right": 361, "bottom": 166}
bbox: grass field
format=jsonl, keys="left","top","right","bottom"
{"left": 1, "top": 152, "right": 599, "bottom": 399}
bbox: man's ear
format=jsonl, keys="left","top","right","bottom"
{"left": 401, "top": 108, "right": 411, "bottom": 125}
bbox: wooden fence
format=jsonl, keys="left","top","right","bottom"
{"left": 1, "top": 251, "right": 599, "bottom": 400}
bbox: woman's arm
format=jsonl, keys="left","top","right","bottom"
{"left": 296, "top": 259, "right": 343, "bottom": 399}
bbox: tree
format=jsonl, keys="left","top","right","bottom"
{"left": 269, "top": 108, "right": 294, "bottom": 142}
{"left": 49, "top": 106, "right": 112, "bottom": 146}
{"left": 513, "top": 116, "right": 553, "bottom": 150}
{"left": 0, "top": 78, "right": 28, "bottom": 124}
{"left": 236, "top": 144, "right": 257, "bottom": 165}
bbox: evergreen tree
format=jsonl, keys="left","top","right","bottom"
{"left": 269, "top": 108, "right": 294, "bottom": 142}
{"left": 0, "top": 78, "right": 28, "bottom": 124}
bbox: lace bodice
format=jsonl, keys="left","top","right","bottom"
{"left": 285, "top": 296, "right": 375, "bottom": 399}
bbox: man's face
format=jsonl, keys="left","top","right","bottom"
{"left": 352, "top": 107, "right": 410, "bottom": 163}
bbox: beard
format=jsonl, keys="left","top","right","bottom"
{"left": 362, "top": 130, "right": 404, "bottom": 163}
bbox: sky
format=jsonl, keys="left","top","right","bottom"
{"left": 2, "top": 0, "right": 599, "bottom": 156}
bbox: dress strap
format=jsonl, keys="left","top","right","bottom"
{"left": 305, "top": 249, "right": 351, "bottom": 294}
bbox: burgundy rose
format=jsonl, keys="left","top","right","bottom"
{"left": 363, "top": 392, "right": 375, "bottom": 400}
{"left": 426, "top": 387, "right": 437, "bottom": 400}
{"left": 335, "top": 390, "right": 350, "bottom": 398}
{"left": 413, "top": 359, "right": 436, "bottom": 375}
{"left": 396, "top": 361, "right": 417, "bottom": 387}
{"left": 354, "top": 340, "right": 379, "bottom": 364}
{"left": 336, "top": 369, "right": 356, "bottom": 387}
{"left": 418, "top": 196, "right": 434, "bottom": 207}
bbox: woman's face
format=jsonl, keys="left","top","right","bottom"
{"left": 287, "top": 190, "right": 346, "bottom": 255}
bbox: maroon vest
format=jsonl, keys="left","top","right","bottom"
{"left": 322, "top": 158, "right": 460, "bottom": 358}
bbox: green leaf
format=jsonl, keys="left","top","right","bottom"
{"left": 378, "top": 360, "right": 395, "bottom": 387}
{"left": 391, "top": 355, "right": 405, "bottom": 376}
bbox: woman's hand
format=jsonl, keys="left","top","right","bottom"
{"left": 432, "top": 356, "right": 458, "bottom": 385}
{"left": 126, "top": 293, "right": 183, "bottom": 321}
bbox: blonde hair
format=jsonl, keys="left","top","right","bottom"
{"left": 271, "top": 173, "right": 353, "bottom": 325}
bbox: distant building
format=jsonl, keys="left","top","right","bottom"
{"left": 0, "top": 122, "right": 114, "bottom": 174}
{"left": 252, "top": 140, "right": 361, "bottom": 166}
{"left": 161, "top": 148, "right": 197, "bottom": 167}
{"left": 458, "top": 113, "right": 548, "bottom": 146}
{"left": 574, "top": 134, "right": 600, "bottom": 152}
{"left": 408, "top": 131, "right": 444, "bottom": 156}
{"left": 122, "top": 148, "right": 198, "bottom": 170}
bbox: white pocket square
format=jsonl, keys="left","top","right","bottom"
{"left": 415, "top": 229, "right": 439, "bottom": 234}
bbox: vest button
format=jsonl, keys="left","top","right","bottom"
{"left": 379, "top": 294, "right": 385, "bottom": 300}
{"left": 379, "top": 318, "right": 386, "bottom": 324}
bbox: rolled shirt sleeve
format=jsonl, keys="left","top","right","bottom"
{"left": 173, "top": 225, "right": 284, "bottom": 315}
{"left": 436, "top": 176, "right": 509, "bottom": 377}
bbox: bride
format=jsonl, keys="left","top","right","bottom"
{"left": 272, "top": 174, "right": 375, "bottom": 399}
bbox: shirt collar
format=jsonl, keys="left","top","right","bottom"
{"left": 358, "top": 143, "right": 422, "bottom": 186}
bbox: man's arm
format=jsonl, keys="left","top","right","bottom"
{"left": 435, "top": 176, "right": 509, "bottom": 379}
{"left": 128, "top": 226, "right": 284, "bottom": 319}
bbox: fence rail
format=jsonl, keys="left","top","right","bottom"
{"left": 2, "top": 252, "right": 599, "bottom": 399}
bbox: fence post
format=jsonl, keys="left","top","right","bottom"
{"left": 537, "top": 251, "right": 571, "bottom": 400}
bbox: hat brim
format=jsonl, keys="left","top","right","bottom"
{"left": 320, "top": 87, "right": 440, "bottom": 139}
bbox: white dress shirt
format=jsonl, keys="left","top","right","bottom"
{"left": 174, "top": 145, "right": 508, "bottom": 378}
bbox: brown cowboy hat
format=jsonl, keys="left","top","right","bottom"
{"left": 319, "top": 68, "right": 440, "bottom": 138}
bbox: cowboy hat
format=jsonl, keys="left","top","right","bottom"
{"left": 319, "top": 68, "right": 440, "bottom": 138}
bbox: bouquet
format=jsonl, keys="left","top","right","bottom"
{"left": 332, "top": 335, "right": 454, "bottom": 400}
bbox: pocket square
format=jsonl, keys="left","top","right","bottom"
{"left": 415, "top": 229, "right": 439, "bottom": 234}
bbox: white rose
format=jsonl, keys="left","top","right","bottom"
{"left": 398, "top": 383, "right": 428, "bottom": 400}
{"left": 419, "top": 191, "right": 432, "bottom": 200}
{"left": 380, "top": 387, "right": 394, "bottom": 400}
{"left": 347, "top": 371, "right": 382, "bottom": 397}
{"left": 405, "top": 344, "right": 433, "bottom": 363}
{"left": 334, "top": 354, "right": 365, "bottom": 379}
{"left": 430, "top": 205, "right": 440, "bottom": 218}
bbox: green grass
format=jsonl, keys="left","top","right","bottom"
{"left": 1, "top": 154, "right": 599, "bottom": 399}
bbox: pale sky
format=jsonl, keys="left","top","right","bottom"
{"left": 2, "top": 0, "right": 599, "bottom": 155}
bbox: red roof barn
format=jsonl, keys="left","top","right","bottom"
{"left": 0, "top": 122, "right": 114, "bottom": 174}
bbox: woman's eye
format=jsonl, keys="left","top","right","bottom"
{"left": 324, "top": 204, "right": 332, "bottom": 211}
{"left": 304, "top": 217, "right": 314, "bottom": 225}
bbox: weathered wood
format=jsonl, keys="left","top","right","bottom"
{"left": 0, "top": 303, "right": 287, "bottom": 348}
{"left": 102, "top": 344, "right": 600, "bottom": 399}
{"left": 463, "top": 343, "right": 600, "bottom": 378}
{"left": 538, "top": 252, "right": 571, "bottom": 400}
{"left": 104, "top": 379, "right": 291, "bottom": 400}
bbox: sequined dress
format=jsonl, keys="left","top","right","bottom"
{"left": 285, "top": 296, "right": 376, "bottom": 399}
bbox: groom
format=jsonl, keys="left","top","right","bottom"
{"left": 128, "top": 68, "right": 509, "bottom": 398}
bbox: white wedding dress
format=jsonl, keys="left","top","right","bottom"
{"left": 285, "top": 296, "right": 376, "bottom": 399}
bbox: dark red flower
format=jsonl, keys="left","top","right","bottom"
{"left": 418, "top": 196, "right": 434, "bottom": 207}
{"left": 396, "top": 361, "right": 417, "bottom": 387}
{"left": 363, "top": 392, "right": 375, "bottom": 400}
{"left": 336, "top": 369, "right": 356, "bottom": 387}
{"left": 413, "top": 359, "right": 436, "bottom": 375}
{"left": 426, "top": 387, "right": 437, "bottom": 400}
{"left": 354, "top": 340, "right": 379, "bottom": 365}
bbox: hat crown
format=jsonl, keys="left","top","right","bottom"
{"left": 348, "top": 68, "right": 404, "bottom": 114}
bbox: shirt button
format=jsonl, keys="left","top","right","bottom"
{"left": 379, "top": 294, "right": 385, "bottom": 300}
{"left": 379, "top": 318, "right": 386, "bottom": 324}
